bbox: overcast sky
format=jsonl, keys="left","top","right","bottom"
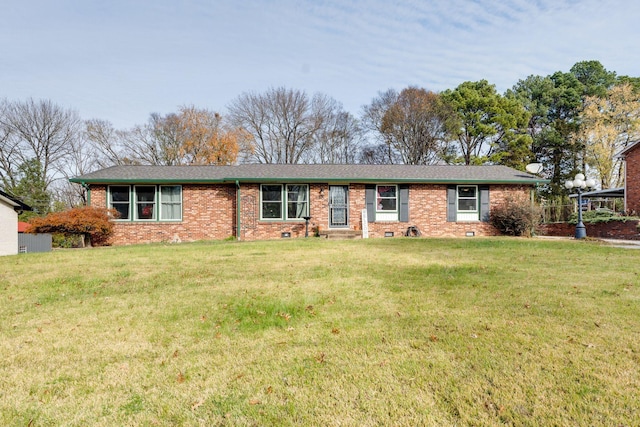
{"left": 2, "top": 0, "right": 638, "bottom": 129}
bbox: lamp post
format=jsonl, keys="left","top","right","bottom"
{"left": 564, "top": 173, "right": 596, "bottom": 239}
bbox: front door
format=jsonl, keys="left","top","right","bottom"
{"left": 329, "top": 185, "right": 349, "bottom": 228}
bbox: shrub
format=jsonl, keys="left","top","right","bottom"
{"left": 490, "top": 197, "right": 542, "bottom": 237}
{"left": 26, "top": 206, "right": 116, "bottom": 247}
{"left": 568, "top": 209, "right": 638, "bottom": 225}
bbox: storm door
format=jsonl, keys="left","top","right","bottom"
{"left": 329, "top": 185, "right": 349, "bottom": 228}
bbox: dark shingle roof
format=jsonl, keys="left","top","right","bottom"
{"left": 70, "top": 164, "right": 547, "bottom": 185}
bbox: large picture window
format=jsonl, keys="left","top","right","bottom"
{"left": 108, "top": 185, "right": 182, "bottom": 222}
{"left": 261, "top": 184, "right": 308, "bottom": 220}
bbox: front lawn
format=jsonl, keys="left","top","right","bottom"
{"left": 1, "top": 238, "right": 638, "bottom": 426}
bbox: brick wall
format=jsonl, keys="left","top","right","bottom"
{"left": 626, "top": 143, "right": 640, "bottom": 215}
{"left": 238, "top": 183, "right": 529, "bottom": 240}
{"left": 91, "top": 184, "right": 236, "bottom": 245}
{"left": 542, "top": 220, "right": 640, "bottom": 240}
{"left": 90, "top": 182, "right": 532, "bottom": 244}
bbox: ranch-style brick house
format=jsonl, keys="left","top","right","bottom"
{"left": 70, "top": 164, "right": 546, "bottom": 245}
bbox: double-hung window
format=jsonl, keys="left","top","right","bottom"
{"left": 108, "top": 185, "right": 182, "bottom": 221}
{"left": 160, "top": 186, "right": 182, "bottom": 221}
{"left": 261, "top": 184, "right": 309, "bottom": 220}
{"left": 135, "top": 186, "right": 156, "bottom": 220}
{"left": 376, "top": 185, "right": 397, "bottom": 221}
{"left": 456, "top": 185, "right": 478, "bottom": 221}
{"left": 110, "top": 186, "right": 131, "bottom": 220}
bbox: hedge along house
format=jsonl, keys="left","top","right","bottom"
{"left": 70, "top": 164, "right": 546, "bottom": 245}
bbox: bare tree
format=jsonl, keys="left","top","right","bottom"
{"left": 229, "top": 87, "right": 348, "bottom": 164}
{"left": 0, "top": 101, "right": 22, "bottom": 190}
{"left": 313, "top": 108, "right": 363, "bottom": 164}
{"left": 361, "top": 89, "right": 400, "bottom": 164}
{"left": 84, "top": 119, "right": 133, "bottom": 167}
{"left": 0, "top": 98, "right": 81, "bottom": 188}
{"left": 362, "top": 87, "right": 455, "bottom": 165}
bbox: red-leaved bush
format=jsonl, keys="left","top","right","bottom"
{"left": 27, "top": 206, "right": 117, "bottom": 247}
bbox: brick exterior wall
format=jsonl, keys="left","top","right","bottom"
{"left": 91, "top": 184, "right": 236, "bottom": 245}
{"left": 89, "top": 182, "right": 532, "bottom": 245}
{"left": 542, "top": 220, "right": 640, "bottom": 240}
{"left": 625, "top": 143, "right": 640, "bottom": 215}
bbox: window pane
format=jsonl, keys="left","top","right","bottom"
{"left": 262, "top": 202, "right": 282, "bottom": 219}
{"left": 113, "top": 203, "right": 130, "bottom": 220}
{"left": 380, "top": 199, "right": 397, "bottom": 211}
{"left": 377, "top": 186, "right": 396, "bottom": 198}
{"left": 458, "top": 199, "right": 477, "bottom": 211}
{"left": 137, "top": 203, "right": 155, "bottom": 219}
{"left": 262, "top": 185, "right": 282, "bottom": 202}
{"left": 111, "top": 186, "right": 130, "bottom": 202}
{"left": 161, "top": 186, "right": 180, "bottom": 202}
{"left": 136, "top": 187, "right": 155, "bottom": 202}
{"left": 458, "top": 186, "right": 476, "bottom": 198}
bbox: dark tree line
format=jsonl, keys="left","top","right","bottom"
{"left": 2, "top": 60, "right": 640, "bottom": 215}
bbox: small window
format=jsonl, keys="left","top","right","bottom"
{"left": 457, "top": 186, "right": 478, "bottom": 212}
{"left": 160, "top": 186, "right": 182, "bottom": 221}
{"left": 287, "top": 185, "right": 308, "bottom": 219}
{"left": 377, "top": 185, "right": 397, "bottom": 211}
{"left": 261, "top": 185, "right": 283, "bottom": 219}
{"left": 135, "top": 186, "right": 156, "bottom": 220}
{"left": 109, "top": 186, "right": 130, "bottom": 220}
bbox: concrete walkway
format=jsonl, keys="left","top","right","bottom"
{"left": 537, "top": 235, "right": 640, "bottom": 249}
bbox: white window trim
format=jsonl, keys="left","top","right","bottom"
{"left": 159, "top": 185, "right": 183, "bottom": 221}
{"left": 456, "top": 185, "right": 479, "bottom": 222}
{"left": 260, "top": 184, "right": 309, "bottom": 221}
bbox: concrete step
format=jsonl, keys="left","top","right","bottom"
{"left": 319, "top": 229, "right": 362, "bottom": 239}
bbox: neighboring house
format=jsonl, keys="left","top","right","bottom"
{"left": 0, "top": 190, "right": 32, "bottom": 256}
{"left": 619, "top": 140, "right": 640, "bottom": 215}
{"left": 70, "top": 164, "right": 546, "bottom": 245}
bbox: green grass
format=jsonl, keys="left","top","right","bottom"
{"left": 1, "top": 238, "right": 638, "bottom": 426}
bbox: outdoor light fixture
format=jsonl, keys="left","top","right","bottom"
{"left": 564, "top": 173, "right": 596, "bottom": 239}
